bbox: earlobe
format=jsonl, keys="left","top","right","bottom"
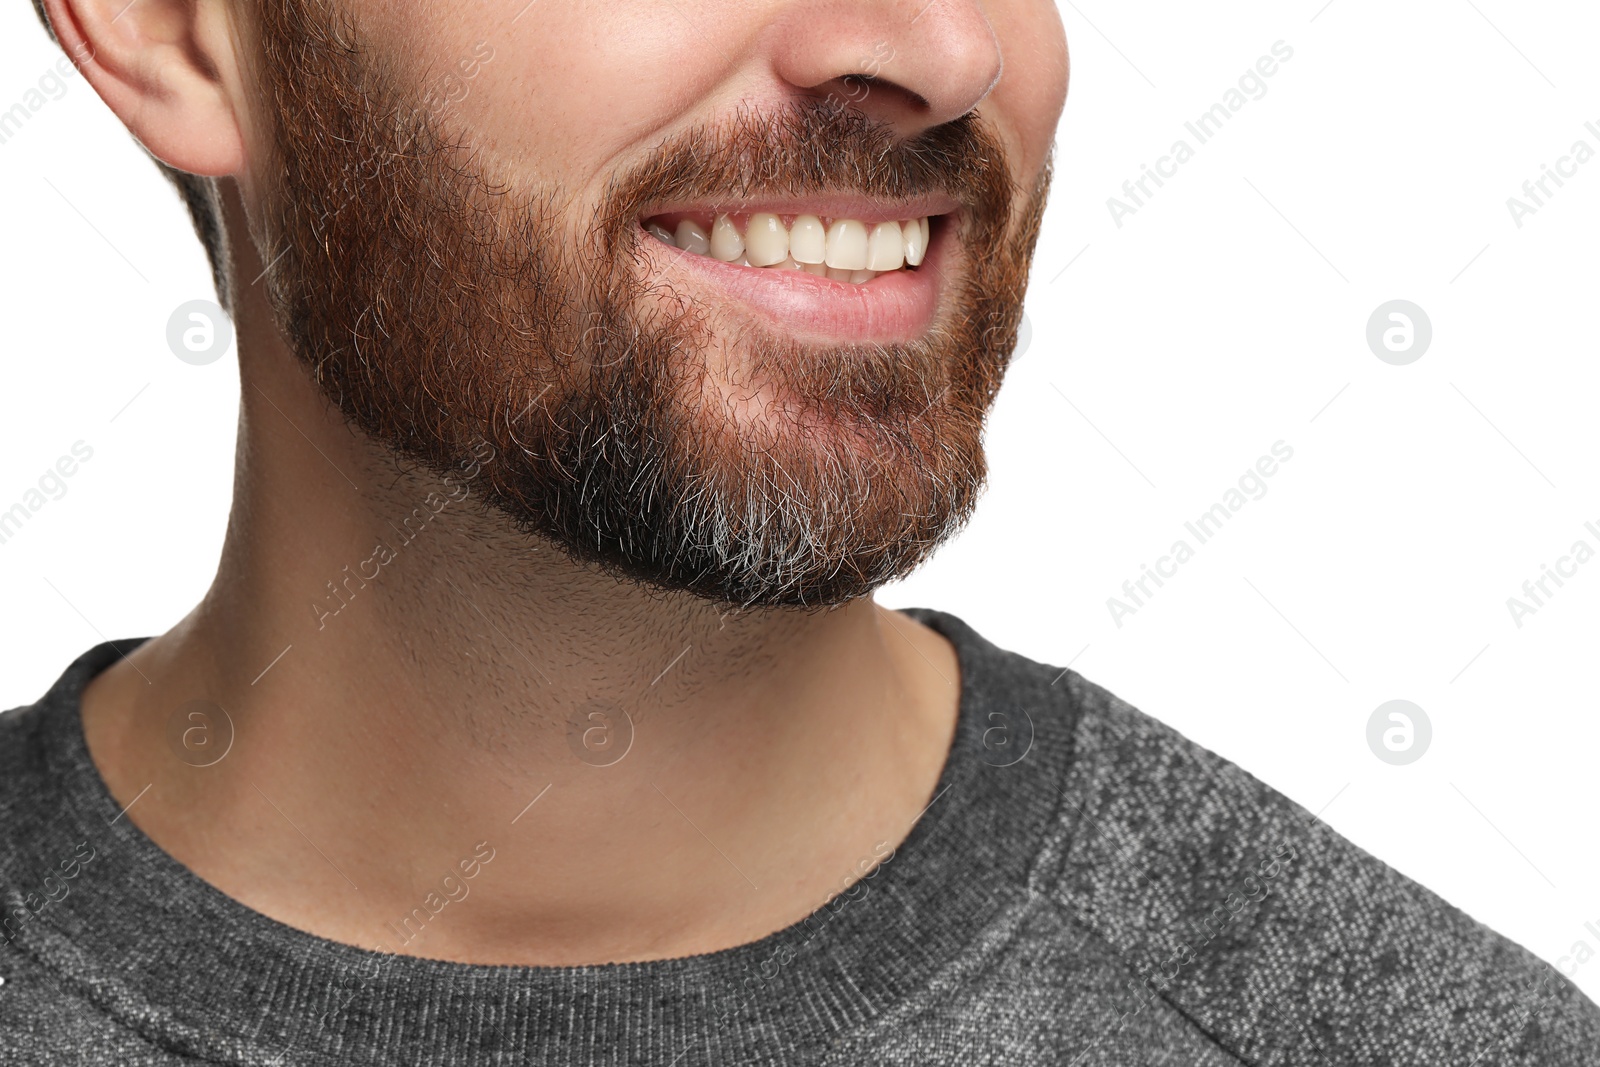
{"left": 40, "top": 0, "right": 245, "bottom": 177}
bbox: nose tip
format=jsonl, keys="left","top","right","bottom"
{"left": 899, "top": 6, "right": 1005, "bottom": 122}
{"left": 769, "top": 0, "right": 1004, "bottom": 137}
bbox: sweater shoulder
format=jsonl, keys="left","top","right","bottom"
{"left": 0, "top": 695, "right": 64, "bottom": 872}
{"left": 1043, "top": 669, "right": 1600, "bottom": 1066}
{"left": 0, "top": 640, "right": 140, "bottom": 891}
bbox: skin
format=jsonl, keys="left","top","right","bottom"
{"left": 43, "top": 0, "right": 1069, "bottom": 964}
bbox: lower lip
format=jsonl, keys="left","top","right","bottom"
{"left": 634, "top": 225, "right": 947, "bottom": 345}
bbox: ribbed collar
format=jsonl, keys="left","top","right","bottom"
{"left": 11, "top": 608, "right": 1077, "bottom": 1065}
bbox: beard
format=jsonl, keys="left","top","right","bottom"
{"left": 247, "top": 0, "right": 1051, "bottom": 608}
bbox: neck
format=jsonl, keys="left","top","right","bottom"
{"left": 78, "top": 274, "right": 960, "bottom": 965}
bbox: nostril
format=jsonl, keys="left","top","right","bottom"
{"left": 814, "top": 74, "right": 931, "bottom": 119}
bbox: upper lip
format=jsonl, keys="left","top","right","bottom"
{"left": 636, "top": 194, "right": 961, "bottom": 226}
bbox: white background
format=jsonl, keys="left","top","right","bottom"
{"left": 3, "top": 0, "right": 1599, "bottom": 1001}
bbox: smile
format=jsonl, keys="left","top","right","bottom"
{"left": 643, "top": 211, "right": 934, "bottom": 285}
{"left": 636, "top": 200, "right": 955, "bottom": 343}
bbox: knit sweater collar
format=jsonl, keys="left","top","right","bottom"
{"left": 9, "top": 608, "right": 1075, "bottom": 1065}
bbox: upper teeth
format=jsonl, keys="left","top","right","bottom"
{"left": 644, "top": 212, "right": 931, "bottom": 285}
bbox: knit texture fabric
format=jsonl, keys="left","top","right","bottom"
{"left": 0, "top": 607, "right": 1595, "bottom": 1065}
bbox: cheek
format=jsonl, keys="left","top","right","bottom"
{"left": 436, "top": 1, "right": 748, "bottom": 185}
{"left": 984, "top": 0, "right": 1070, "bottom": 180}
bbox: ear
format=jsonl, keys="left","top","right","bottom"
{"left": 40, "top": 0, "right": 244, "bottom": 176}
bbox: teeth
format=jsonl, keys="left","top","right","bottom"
{"left": 824, "top": 219, "right": 869, "bottom": 271}
{"left": 789, "top": 215, "right": 826, "bottom": 264}
{"left": 867, "top": 222, "right": 904, "bottom": 272}
{"left": 645, "top": 211, "right": 933, "bottom": 286}
{"left": 903, "top": 218, "right": 926, "bottom": 267}
{"left": 744, "top": 213, "right": 789, "bottom": 267}
{"left": 710, "top": 215, "right": 745, "bottom": 262}
{"left": 675, "top": 220, "right": 710, "bottom": 256}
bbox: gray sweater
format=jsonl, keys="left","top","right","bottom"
{"left": 1, "top": 608, "right": 1595, "bottom": 1065}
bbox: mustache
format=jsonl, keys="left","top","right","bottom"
{"left": 595, "top": 102, "right": 1017, "bottom": 255}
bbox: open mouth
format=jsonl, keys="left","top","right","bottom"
{"left": 641, "top": 211, "right": 935, "bottom": 286}
{"left": 632, "top": 200, "right": 955, "bottom": 342}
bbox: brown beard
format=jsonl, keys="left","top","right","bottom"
{"left": 248, "top": 0, "right": 1051, "bottom": 608}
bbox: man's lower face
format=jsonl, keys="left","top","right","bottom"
{"left": 251, "top": 1, "right": 1050, "bottom": 608}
